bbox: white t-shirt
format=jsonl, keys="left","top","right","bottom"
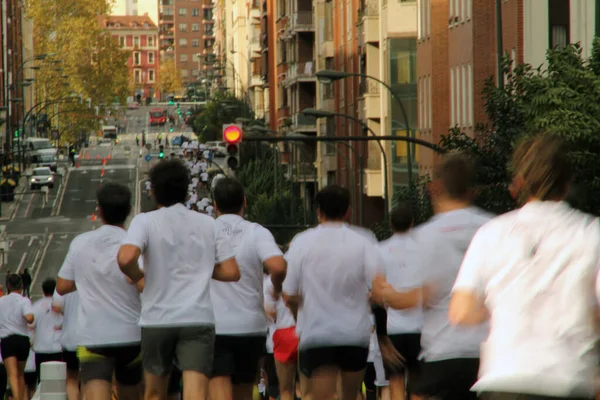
{"left": 206, "top": 205, "right": 214, "bottom": 217}
{"left": 264, "top": 275, "right": 276, "bottom": 353}
{"left": 123, "top": 203, "right": 235, "bottom": 327}
{"left": 191, "top": 177, "right": 199, "bottom": 187}
{"left": 379, "top": 233, "right": 423, "bottom": 334}
{"left": 203, "top": 150, "right": 210, "bottom": 159}
{"left": 200, "top": 172, "right": 209, "bottom": 182}
{"left": 145, "top": 181, "right": 151, "bottom": 191}
{"left": 0, "top": 292, "right": 33, "bottom": 338}
{"left": 58, "top": 225, "right": 142, "bottom": 346}
{"left": 31, "top": 297, "right": 62, "bottom": 353}
{"left": 282, "top": 223, "right": 382, "bottom": 349}
{"left": 414, "top": 206, "right": 491, "bottom": 362}
{"left": 52, "top": 291, "right": 80, "bottom": 351}
{"left": 454, "top": 201, "right": 600, "bottom": 397}
{"left": 212, "top": 215, "right": 283, "bottom": 334}
{"left": 200, "top": 161, "right": 208, "bottom": 172}
{"left": 25, "top": 331, "right": 35, "bottom": 372}
{"left": 264, "top": 275, "right": 295, "bottom": 330}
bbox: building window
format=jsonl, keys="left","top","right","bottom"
{"left": 466, "top": 0, "right": 472, "bottom": 19}
{"left": 192, "top": 39, "right": 200, "bottom": 47}
{"left": 148, "top": 52, "right": 155, "bottom": 64}
{"left": 548, "top": 0, "right": 570, "bottom": 49}
{"left": 204, "top": 39, "right": 214, "bottom": 48}
{"left": 467, "top": 64, "right": 473, "bottom": 126}
{"left": 179, "top": 23, "right": 187, "bottom": 32}
{"left": 181, "top": 69, "right": 189, "bottom": 78}
{"left": 179, "top": 38, "right": 188, "bottom": 47}
{"left": 203, "top": 24, "right": 213, "bottom": 34}
{"left": 192, "top": 8, "right": 199, "bottom": 16}
{"left": 450, "top": 67, "right": 456, "bottom": 126}
{"left": 148, "top": 36, "right": 154, "bottom": 46}
{"left": 133, "top": 36, "right": 140, "bottom": 47}
{"left": 148, "top": 69, "right": 155, "bottom": 83}
{"left": 192, "top": 24, "right": 200, "bottom": 32}
{"left": 134, "top": 69, "right": 141, "bottom": 83}
{"left": 180, "top": 54, "right": 188, "bottom": 62}
{"left": 179, "top": 8, "right": 187, "bottom": 16}
{"left": 119, "top": 36, "right": 125, "bottom": 47}
{"left": 596, "top": 0, "right": 600, "bottom": 38}
{"left": 461, "top": 65, "right": 467, "bottom": 126}
{"left": 133, "top": 51, "right": 141, "bottom": 66}
{"left": 204, "top": 8, "right": 213, "bottom": 19}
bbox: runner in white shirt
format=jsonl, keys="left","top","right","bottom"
{"left": 377, "top": 204, "right": 423, "bottom": 400}
{"left": 57, "top": 183, "right": 143, "bottom": 400}
{"left": 210, "top": 178, "right": 286, "bottom": 400}
{"left": 199, "top": 160, "right": 208, "bottom": 173}
{"left": 283, "top": 185, "right": 386, "bottom": 400}
{"left": 0, "top": 274, "right": 34, "bottom": 400}
{"left": 372, "top": 153, "right": 491, "bottom": 400}
{"left": 117, "top": 159, "right": 240, "bottom": 400}
{"left": 200, "top": 171, "right": 209, "bottom": 188}
{"left": 263, "top": 274, "right": 280, "bottom": 400}
{"left": 450, "top": 135, "right": 600, "bottom": 400}
{"left": 203, "top": 150, "right": 211, "bottom": 160}
{"left": 23, "top": 332, "right": 36, "bottom": 400}
{"left": 0, "top": 351, "right": 6, "bottom": 400}
{"left": 31, "top": 279, "right": 63, "bottom": 383}
{"left": 206, "top": 205, "right": 214, "bottom": 217}
{"left": 52, "top": 291, "right": 80, "bottom": 400}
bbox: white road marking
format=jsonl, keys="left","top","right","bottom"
{"left": 16, "top": 252, "right": 27, "bottom": 274}
{"left": 24, "top": 193, "right": 36, "bottom": 218}
{"left": 54, "top": 167, "right": 71, "bottom": 216}
{"left": 31, "top": 233, "right": 54, "bottom": 288}
{"left": 27, "top": 236, "right": 37, "bottom": 247}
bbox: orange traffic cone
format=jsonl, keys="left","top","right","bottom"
{"left": 76, "top": 162, "right": 80, "bottom": 168}
{"left": 101, "top": 169, "right": 105, "bottom": 177}
{"left": 102, "top": 158, "right": 106, "bottom": 165}
{"left": 86, "top": 154, "right": 90, "bottom": 160}
{"left": 91, "top": 212, "right": 97, "bottom": 221}
{"left": 107, "top": 154, "right": 112, "bottom": 160}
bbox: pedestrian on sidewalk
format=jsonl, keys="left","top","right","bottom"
{"left": 20, "top": 269, "right": 32, "bottom": 298}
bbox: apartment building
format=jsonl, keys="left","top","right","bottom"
{"left": 100, "top": 15, "right": 161, "bottom": 101}
{"left": 248, "top": 0, "right": 265, "bottom": 119}
{"left": 261, "top": 0, "right": 277, "bottom": 130}
{"left": 416, "top": 0, "right": 600, "bottom": 174}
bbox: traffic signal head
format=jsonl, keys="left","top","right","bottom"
{"left": 14, "top": 129, "right": 19, "bottom": 138}
{"left": 159, "top": 145, "right": 164, "bottom": 159}
{"left": 170, "top": 127, "right": 174, "bottom": 133}
{"left": 223, "top": 124, "right": 242, "bottom": 171}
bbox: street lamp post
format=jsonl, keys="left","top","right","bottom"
{"left": 302, "top": 108, "right": 390, "bottom": 223}
{"left": 315, "top": 69, "right": 415, "bottom": 191}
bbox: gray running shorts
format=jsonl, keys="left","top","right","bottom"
{"left": 141, "top": 325, "right": 215, "bottom": 377}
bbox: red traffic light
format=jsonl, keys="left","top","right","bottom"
{"left": 223, "top": 125, "right": 242, "bottom": 144}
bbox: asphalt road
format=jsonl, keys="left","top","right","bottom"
{"left": 2, "top": 142, "right": 139, "bottom": 301}
{"left": 125, "top": 105, "right": 194, "bottom": 136}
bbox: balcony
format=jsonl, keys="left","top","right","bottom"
{"left": 250, "top": 38, "right": 261, "bottom": 57}
{"left": 277, "top": 106, "right": 291, "bottom": 124}
{"left": 292, "top": 113, "right": 317, "bottom": 132}
{"left": 358, "top": 1, "right": 379, "bottom": 45}
{"left": 282, "top": 61, "right": 315, "bottom": 86}
{"left": 288, "top": 11, "right": 314, "bottom": 32}
{"left": 202, "top": 0, "right": 214, "bottom": 8}
{"left": 203, "top": 31, "right": 215, "bottom": 39}
{"left": 160, "top": 14, "right": 174, "bottom": 21}
{"left": 250, "top": 7, "right": 261, "bottom": 20}
{"left": 360, "top": 80, "right": 380, "bottom": 120}
{"left": 249, "top": 75, "right": 263, "bottom": 88}
{"left": 290, "top": 162, "right": 318, "bottom": 182}
{"left": 276, "top": 63, "right": 287, "bottom": 81}
{"left": 276, "top": 17, "right": 288, "bottom": 36}
{"left": 160, "top": 29, "right": 174, "bottom": 38}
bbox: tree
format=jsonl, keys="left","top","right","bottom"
{"left": 439, "top": 40, "right": 600, "bottom": 217}
{"left": 190, "top": 91, "right": 254, "bottom": 142}
{"left": 157, "top": 59, "right": 183, "bottom": 97}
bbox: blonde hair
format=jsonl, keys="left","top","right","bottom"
{"left": 511, "top": 134, "right": 572, "bottom": 204}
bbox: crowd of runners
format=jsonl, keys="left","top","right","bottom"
{"left": 0, "top": 133, "right": 599, "bottom": 400}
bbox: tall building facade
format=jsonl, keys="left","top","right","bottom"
{"left": 416, "top": 0, "right": 600, "bottom": 174}
{"left": 100, "top": 15, "right": 161, "bottom": 101}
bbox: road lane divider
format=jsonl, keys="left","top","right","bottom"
{"left": 53, "top": 167, "right": 71, "bottom": 217}
{"left": 16, "top": 252, "right": 28, "bottom": 274}
{"left": 31, "top": 233, "right": 54, "bottom": 289}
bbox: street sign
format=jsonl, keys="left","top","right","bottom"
{"left": 145, "top": 143, "right": 152, "bottom": 150}
{"left": 145, "top": 154, "right": 152, "bottom": 162}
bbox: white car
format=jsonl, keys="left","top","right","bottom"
{"left": 99, "top": 139, "right": 113, "bottom": 148}
{"left": 30, "top": 167, "right": 54, "bottom": 190}
{"left": 205, "top": 141, "right": 226, "bottom": 157}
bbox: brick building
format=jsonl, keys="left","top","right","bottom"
{"left": 100, "top": 14, "right": 160, "bottom": 101}
{"left": 416, "top": 0, "right": 600, "bottom": 174}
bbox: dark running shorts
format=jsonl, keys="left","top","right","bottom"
{"left": 412, "top": 357, "right": 479, "bottom": 400}
{"left": 77, "top": 344, "right": 142, "bottom": 386}
{"left": 0, "top": 335, "right": 30, "bottom": 362}
{"left": 298, "top": 346, "right": 369, "bottom": 378}
{"left": 62, "top": 350, "right": 79, "bottom": 372}
{"left": 211, "top": 335, "right": 266, "bottom": 384}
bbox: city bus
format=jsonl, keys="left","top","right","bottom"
{"left": 102, "top": 125, "right": 118, "bottom": 140}
{"left": 149, "top": 108, "right": 168, "bottom": 126}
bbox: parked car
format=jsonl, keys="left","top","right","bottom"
{"left": 127, "top": 102, "right": 140, "bottom": 110}
{"left": 205, "top": 141, "right": 226, "bottom": 157}
{"left": 29, "top": 167, "right": 54, "bottom": 190}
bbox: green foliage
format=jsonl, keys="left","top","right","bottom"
{"left": 190, "top": 92, "right": 254, "bottom": 142}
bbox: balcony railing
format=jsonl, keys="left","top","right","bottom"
{"left": 358, "top": 0, "right": 378, "bottom": 18}
{"left": 289, "top": 11, "right": 313, "bottom": 31}
{"left": 285, "top": 61, "right": 315, "bottom": 84}
{"left": 160, "top": 14, "right": 174, "bottom": 21}
{"left": 360, "top": 79, "right": 380, "bottom": 96}
{"left": 293, "top": 113, "right": 316, "bottom": 127}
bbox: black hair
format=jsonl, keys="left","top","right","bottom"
{"left": 434, "top": 152, "right": 475, "bottom": 200}
{"left": 315, "top": 185, "right": 350, "bottom": 220}
{"left": 213, "top": 177, "right": 245, "bottom": 214}
{"left": 42, "top": 279, "right": 56, "bottom": 296}
{"left": 390, "top": 203, "right": 413, "bottom": 232}
{"left": 97, "top": 182, "right": 132, "bottom": 225}
{"left": 149, "top": 160, "right": 190, "bottom": 207}
{"left": 7, "top": 274, "right": 23, "bottom": 291}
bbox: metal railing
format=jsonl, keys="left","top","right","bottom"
{"left": 358, "top": 1, "right": 379, "bottom": 18}
{"left": 294, "top": 113, "right": 317, "bottom": 127}
{"left": 360, "top": 79, "right": 381, "bottom": 95}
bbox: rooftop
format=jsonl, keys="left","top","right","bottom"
{"left": 98, "top": 14, "right": 158, "bottom": 30}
